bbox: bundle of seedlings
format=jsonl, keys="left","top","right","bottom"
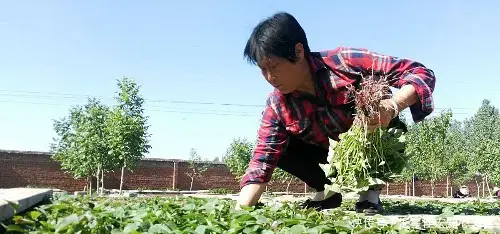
{"left": 325, "top": 75, "right": 410, "bottom": 194}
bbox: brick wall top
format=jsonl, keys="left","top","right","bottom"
{"left": 0, "top": 149, "right": 226, "bottom": 166}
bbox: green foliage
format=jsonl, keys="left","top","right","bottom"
{"left": 339, "top": 199, "right": 500, "bottom": 216}
{"left": 106, "top": 77, "right": 151, "bottom": 192}
{"left": 326, "top": 126, "right": 409, "bottom": 194}
{"left": 209, "top": 188, "right": 235, "bottom": 194}
{"left": 405, "top": 110, "right": 452, "bottom": 190}
{"left": 51, "top": 77, "right": 151, "bottom": 194}
{"left": 4, "top": 196, "right": 499, "bottom": 233}
{"left": 50, "top": 98, "right": 111, "bottom": 180}
{"left": 445, "top": 120, "right": 469, "bottom": 186}
{"left": 325, "top": 99, "right": 500, "bottom": 197}
{"left": 464, "top": 99, "right": 500, "bottom": 185}
{"left": 393, "top": 100, "right": 500, "bottom": 197}
{"left": 107, "top": 77, "right": 151, "bottom": 171}
{"left": 222, "top": 137, "right": 254, "bottom": 179}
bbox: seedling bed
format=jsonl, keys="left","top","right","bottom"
{"left": 1, "top": 195, "right": 499, "bottom": 233}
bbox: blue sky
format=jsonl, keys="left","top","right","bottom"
{"left": 1, "top": 1, "right": 498, "bottom": 160}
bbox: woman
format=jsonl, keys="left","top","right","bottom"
{"left": 237, "top": 12, "right": 436, "bottom": 214}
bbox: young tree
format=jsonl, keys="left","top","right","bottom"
{"left": 185, "top": 148, "right": 209, "bottom": 191}
{"left": 464, "top": 99, "right": 500, "bottom": 195}
{"left": 51, "top": 98, "right": 111, "bottom": 195}
{"left": 444, "top": 119, "right": 469, "bottom": 196}
{"left": 406, "top": 110, "right": 452, "bottom": 197}
{"left": 222, "top": 137, "right": 254, "bottom": 180}
{"left": 83, "top": 99, "right": 112, "bottom": 195}
{"left": 107, "top": 77, "right": 151, "bottom": 194}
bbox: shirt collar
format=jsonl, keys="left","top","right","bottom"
{"left": 290, "top": 53, "right": 328, "bottom": 99}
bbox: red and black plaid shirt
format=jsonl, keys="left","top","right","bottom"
{"left": 241, "top": 46, "right": 436, "bottom": 188}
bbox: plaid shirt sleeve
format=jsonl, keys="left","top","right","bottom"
{"left": 335, "top": 47, "right": 436, "bottom": 122}
{"left": 240, "top": 96, "right": 288, "bottom": 188}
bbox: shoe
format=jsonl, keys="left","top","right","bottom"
{"left": 255, "top": 201, "right": 265, "bottom": 209}
{"left": 355, "top": 200, "right": 383, "bottom": 215}
{"left": 300, "top": 193, "right": 342, "bottom": 211}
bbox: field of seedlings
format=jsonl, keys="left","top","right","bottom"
{"left": 2, "top": 194, "right": 500, "bottom": 234}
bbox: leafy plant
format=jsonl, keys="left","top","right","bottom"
{"left": 3, "top": 196, "right": 498, "bottom": 233}
{"left": 325, "top": 76, "right": 410, "bottom": 195}
{"left": 222, "top": 137, "right": 254, "bottom": 180}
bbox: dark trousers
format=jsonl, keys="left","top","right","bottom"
{"left": 276, "top": 136, "right": 331, "bottom": 192}
{"left": 276, "top": 117, "right": 408, "bottom": 192}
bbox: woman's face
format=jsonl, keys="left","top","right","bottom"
{"left": 257, "top": 44, "right": 308, "bottom": 94}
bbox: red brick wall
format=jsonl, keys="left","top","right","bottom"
{"left": 0, "top": 150, "right": 494, "bottom": 196}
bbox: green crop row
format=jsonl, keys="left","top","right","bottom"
{"left": 2, "top": 195, "right": 499, "bottom": 233}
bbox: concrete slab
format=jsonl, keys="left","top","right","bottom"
{"left": 0, "top": 188, "right": 53, "bottom": 221}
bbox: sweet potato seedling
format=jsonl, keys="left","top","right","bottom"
{"left": 326, "top": 75, "right": 410, "bottom": 194}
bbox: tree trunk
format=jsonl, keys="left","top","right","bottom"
{"left": 386, "top": 183, "right": 389, "bottom": 195}
{"left": 96, "top": 166, "right": 101, "bottom": 195}
{"left": 405, "top": 182, "right": 408, "bottom": 196}
{"left": 190, "top": 177, "right": 194, "bottom": 191}
{"left": 431, "top": 180, "right": 435, "bottom": 197}
{"left": 120, "top": 161, "right": 126, "bottom": 194}
{"left": 412, "top": 173, "right": 415, "bottom": 196}
{"left": 482, "top": 177, "right": 485, "bottom": 198}
{"left": 89, "top": 176, "right": 92, "bottom": 196}
{"left": 304, "top": 183, "right": 307, "bottom": 194}
{"left": 286, "top": 179, "right": 292, "bottom": 194}
{"left": 101, "top": 170, "right": 105, "bottom": 195}
{"left": 475, "top": 179, "right": 480, "bottom": 197}
{"left": 486, "top": 175, "right": 492, "bottom": 197}
{"left": 172, "top": 162, "right": 177, "bottom": 190}
{"left": 446, "top": 175, "right": 450, "bottom": 197}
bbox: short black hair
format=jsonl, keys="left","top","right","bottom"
{"left": 243, "top": 12, "right": 311, "bottom": 65}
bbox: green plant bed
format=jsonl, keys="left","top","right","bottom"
{"left": 208, "top": 188, "right": 235, "bottom": 195}
{"left": 338, "top": 199, "right": 500, "bottom": 215}
{"left": 1, "top": 195, "right": 498, "bottom": 233}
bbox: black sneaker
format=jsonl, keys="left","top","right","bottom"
{"left": 355, "top": 200, "right": 383, "bottom": 215}
{"left": 300, "top": 193, "right": 342, "bottom": 211}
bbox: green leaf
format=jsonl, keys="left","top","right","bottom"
{"left": 289, "top": 224, "right": 307, "bottom": 234}
{"left": 182, "top": 203, "right": 196, "bottom": 210}
{"left": 28, "top": 211, "right": 42, "bottom": 221}
{"left": 195, "top": 225, "right": 207, "bottom": 234}
{"left": 123, "top": 223, "right": 139, "bottom": 233}
{"left": 55, "top": 214, "right": 79, "bottom": 232}
{"left": 6, "top": 224, "right": 26, "bottom": 232}
{"left": 148, "top": 224, "right": 172, "bottom": 233}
